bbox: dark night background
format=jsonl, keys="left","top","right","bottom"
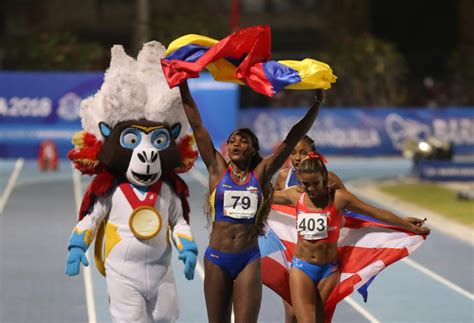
{"left": 0, "top": 0, "right": 472, "bottom": 107}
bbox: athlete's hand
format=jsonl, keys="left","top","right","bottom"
{"left": 66, "top": 247, "right": 89, "bottom": 276}
{"left": 413, "top": 225, "right": 431, "bottom": 235}
{"left": 405, "top": 217, "right": 426, "bottom": 226}
{"left": 405, "top": 217, "right": 430, "bottom": 235}
{"left": 178, "top": 251, "right": 197, "bottom": 280}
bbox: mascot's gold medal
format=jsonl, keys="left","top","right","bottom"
{"left": 119, "top": 180, "right": 164, "bottom": 240}
{"left": 129, "top": 206, "right": 162, "bottom": 239}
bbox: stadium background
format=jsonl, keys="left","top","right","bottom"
{"left": 0, "top": 1, "right": 473, "bottom": 323}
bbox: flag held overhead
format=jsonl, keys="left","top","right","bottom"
{"left": 162, "top": 25, "right": 336, "bottom": 97}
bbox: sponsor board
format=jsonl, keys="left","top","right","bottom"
{"left": 418, "top": 160, "right": 474, "bottom": 181}
{"left": 0, "top": 72, "right": 237, "bottom": 159}
{"left": 240, "top": 107, "right": 474, "bottom": 156}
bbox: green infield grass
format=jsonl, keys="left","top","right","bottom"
{"left": 379, "top": 182, "right": 474, "bottom": 228}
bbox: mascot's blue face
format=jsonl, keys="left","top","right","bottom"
{"left": 98, "top": 119, "right": 182, "bottom": 187}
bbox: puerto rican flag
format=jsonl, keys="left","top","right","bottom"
{"left": 258, "top": 204, "right": 427, "bottom": 322}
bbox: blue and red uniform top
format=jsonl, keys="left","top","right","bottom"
{"left": 209, "top": 166, "right": 263, "bottom": 224}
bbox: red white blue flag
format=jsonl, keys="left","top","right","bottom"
{"left": 258, "top": 204, "right": 427, "bottom": 322}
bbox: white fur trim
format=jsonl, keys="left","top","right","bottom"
{"left": 80, "top": 41, "right": 190, "bottom": 142}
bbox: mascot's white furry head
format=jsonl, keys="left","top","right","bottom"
{"left": 69, "top": 41, "right": 197, "bottom": 176}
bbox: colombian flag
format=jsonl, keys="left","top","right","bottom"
{"left": 161, "top": 25, "right": 336, "bottom": 97}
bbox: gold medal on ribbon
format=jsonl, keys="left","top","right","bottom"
{"left": 129, "top": 206, "right": 162, "bottom": 240}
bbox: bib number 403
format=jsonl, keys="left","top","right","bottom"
{"left": 297, "top": 213, "right": 328, "bottom": 240}
{"left": 298, "top": 217, "right": 325, "bottom": 232}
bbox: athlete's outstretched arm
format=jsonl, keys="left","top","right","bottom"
{"left": 272, "top": 187, "right": 299, "bottom": 206}
{"left": 179, "top": 81, "right": 226, "bottom": 175}
{"left": 258, "top": 90, "right": 324, "bottom": 179}
{"left": 336, "top": 189, "right": 430, "bottom": 235}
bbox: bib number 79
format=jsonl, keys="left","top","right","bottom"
{"left": 231, "top": 195, "right": 251, "bottom": 210}
{"left": 223, "top": 190, "right": 258, "bottom": 219}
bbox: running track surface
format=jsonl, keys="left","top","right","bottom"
{"left": 0, "top": 158, "right": 472, "bottom": 323}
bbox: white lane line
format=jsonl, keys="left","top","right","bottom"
{"left": 188, "top": 165, "right": 207, "bottom": 283}
{"left": 189, "top": 166, "right": 236, "bottom": 322}
{"left": 402, "top": 257, "right": 474, "bottom": 300}
{"left": 72, "top": 167, "right": 83, "bottom": 221}
{"left": 72, "top": 166, "right": 98, "bottom": 323}
{"left": 343, "top": 297, "right": 380, "bottom": 323}
{"left": 195, "top": 261, "right": 206, "bottom": 281}
{"left": 0, "top": 158, "right": 24, "bottom": 215}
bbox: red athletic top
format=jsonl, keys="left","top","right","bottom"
{"left": 295, "top": 191, "right": 342, "bottom": 243}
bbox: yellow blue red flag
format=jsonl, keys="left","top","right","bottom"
{"left": 161, "top": 25, "right": 336, "bottom": 97}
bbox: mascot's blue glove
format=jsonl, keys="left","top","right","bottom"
{"left": 178, "top": 251, "right": 197, "bottom": 280}
{"left": 177, "top": 238, "right": 198, "bottom": 280}
{"left": 66, "top": 247, "right": 89, "bottom": 276}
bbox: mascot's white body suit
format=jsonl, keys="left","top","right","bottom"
{"left": 75, "top": 180, "right": 190, "bottom": 322}
{"left": 65, "top": 41, "right": 199, "bottom": 323}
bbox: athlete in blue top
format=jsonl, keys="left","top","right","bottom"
{"left": 274, "top": 135, "right": 345, "bottom": 191}
{"left": 180, "top": 81, "right": 324, "bottom": 323}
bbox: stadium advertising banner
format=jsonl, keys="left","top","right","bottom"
{"left": 0, "top": 72, "right": 102, "bottom": 159}
{"left": 0, "top": 72, "right": 237, "bottom": 159}
{"left": 418, "top": 160, "right": 474, "bottom": 182}
{"left": 1, "top": 71, "right": 472, "bottom": 159}
{"left": 240, "top": 107, "right": 474, "bottom": 156}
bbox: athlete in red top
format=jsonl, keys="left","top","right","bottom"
{"left": 274, "top": 135, "right": 346, "bottom": 323}
{"left": 272, "top": 152, "right": 430, "bottom": 323}
{"left": 295, "top": 189, "right": 342, "bottom": 243}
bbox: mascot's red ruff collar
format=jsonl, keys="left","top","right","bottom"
{"left": 79, "top": 170, "right": 190, "bottom": 223}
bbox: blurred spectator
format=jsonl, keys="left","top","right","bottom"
{"left": 38, "top": 140, "right": 58, "bottom": 171}
{"left": 421, "top": 76, "right": 450, "bottom": 108}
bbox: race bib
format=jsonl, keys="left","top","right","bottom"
{"left": 223, "top": 190, "right": 258, "bottom": 219}
{"left": 297, "top": 212, "right": 328, "bottom": 240}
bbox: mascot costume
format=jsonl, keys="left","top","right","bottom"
{"left": 65, "top": 41, "right": 199, "bottom": 323}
